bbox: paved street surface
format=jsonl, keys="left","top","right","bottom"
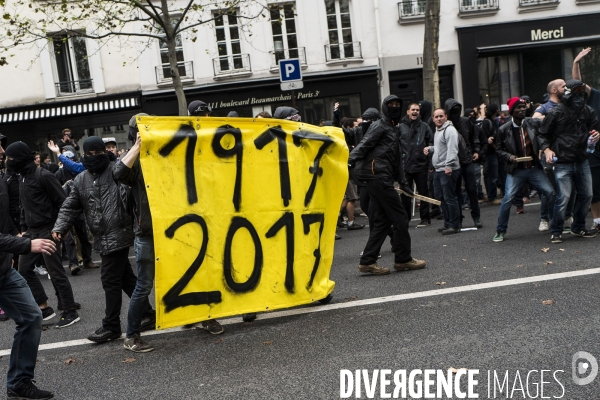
{"left": 2, "top": 200, "right": 600, "bottom": 399}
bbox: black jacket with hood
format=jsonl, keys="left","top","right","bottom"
{"left": 538, "top": 96, "right": 600, "bottom": 164}
{"left": 19, "top": 161, "right": 66, "bottom": 232}
{"left": 444, "top": 99, "right": 480, "bottom": 163}
{"left": 349, "top": 95, "right": 406, "bottom": 185}
{"left": 0, "top": 178, "right": 30, "bottom": 278}
{"left": 54, "top": 162, "right": 134, "bottom": 255}
{"left": 418, "top": 100, "right": 437, "bottom": 134}
{"left": 399, "top": 114, "right": 433, "bottom": 174}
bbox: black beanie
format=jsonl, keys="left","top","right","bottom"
{"left": 5, "top": 141, "right": 33, "bottom": 162}
{"left": 83, "top": 136, "right": 106, "bottom": 154}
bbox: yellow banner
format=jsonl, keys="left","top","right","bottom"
{"left": 138, "top": 116, "right": 348, "bottom": 329}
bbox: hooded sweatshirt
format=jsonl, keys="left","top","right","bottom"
{"left": 429, "top": 121, "right": 460, "bottom": 172}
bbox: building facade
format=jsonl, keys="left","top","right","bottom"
{"left": 1, "top": 0, "right": 600, "bottom": 152}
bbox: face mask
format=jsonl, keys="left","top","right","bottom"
{"left": 387, "top": 106, "right": 402, "bottom": 120}
{"left": 6, "top": 158, "right": 31, "bottom": 173}
{"left": 360, "top": 120, "right": 372, "bottom": 135}
{"left": 128, "top": 126, "right": 138, "bottom": 142}
{"left": 81, "top": 154, "right": 111, "bottom": 173}
{"left": 570, "top": 93, "right": 586, "bottom": 111}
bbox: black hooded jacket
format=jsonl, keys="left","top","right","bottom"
{"left": 114, "top": 157, "right": 153, "bottom": 237}
{"left": 538, "top": 98, "right": 600, "bottom": 164}
{"left": 444, "top": 99, "right": 480, "bottom": 163}
{"left": 54, "top": 162, "right": 134, "bottom": 255}
{"left": 419, "top": 100, "right": 436, "bottom": 134}
{"left": 18, "top": 162, "right": 66, "bottom": 232}
{"left": 349, "top": 95, "right": 406, "bottom": 184}
{"left": 399, "top": 114, "right": 433, "bottom": 173}
{"left": 0, "top": 178, "right": 30, "bottom": 278}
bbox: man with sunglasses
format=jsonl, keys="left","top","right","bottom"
{"left": 538, "top": 79, "right": 600, "bottom": 243}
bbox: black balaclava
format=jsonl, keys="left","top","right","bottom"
{"left": 5, "top": 141, "right": 34, "bottom": 173}
{"left": 563, "top": 79, "right": 588, "bottom": 114}
{"left": 381, "top": 95, "right": 403, "bottom": 124}
{"left": 128, "top": 113, "right": 149, "bottom": 142}
{"left": 418, "top": 100, "right": 432, "bottom": 121}
{"left": 360, "top": 107, "right": 381, "bottom": 135}
{"left": 81, "top": 136, "right": 112, "bottom": 173}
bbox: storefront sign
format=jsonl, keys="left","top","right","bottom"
{"left": 531, "top": 26, "right": 564, "bottom": 41}
{"left": 138, "top": 116, "right": 347, "bottom": 329}
{"left": 206, "top": 90, "right": 321, "bottom": 110}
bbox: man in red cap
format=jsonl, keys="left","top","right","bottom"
{"left": 492, "top": 98, "right": 556, "bottom": 242}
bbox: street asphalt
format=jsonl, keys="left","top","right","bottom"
{"left": 1, "top": 199, "right": 600, "bottom": 399}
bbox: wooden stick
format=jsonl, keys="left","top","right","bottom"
{"left": 515, "top": 156, "right": 533, "bottom": 162}
{"left": 399, "top": 189, "right": 442, "bottom": 206}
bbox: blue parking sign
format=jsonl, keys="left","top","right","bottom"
{"left": 279, "top": 59, "right": 302, "bottom": 82}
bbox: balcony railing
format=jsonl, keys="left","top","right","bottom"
{"left": 325, "top": 42, "right": 363, "bottom": 62}
{"left": 271, "top": 47, "right": 308, "bottom": 69}
{"left": 55, "top": 79, "right": 94, "bottom": 96}
{"left": 519, "top": 0, "right": 559, "bottom": 4}
{"left": 212, "top": 54, "right": 252, "bottom": 77}
{"left": 398, "top": 0, "right": 427, "bottom": 20}
{"left": 155, "top": 61, "right": 194, "bottom": 84}
{"left": 459, "top": 0, "right": 499, "bottom": 14}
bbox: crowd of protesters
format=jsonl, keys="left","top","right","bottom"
{"left": 1, "top": 47, "right": 600, "bottom": 399}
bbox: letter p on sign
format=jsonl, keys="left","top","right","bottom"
{"left": 279, "top": 59, "right": 302, "bottom": 82}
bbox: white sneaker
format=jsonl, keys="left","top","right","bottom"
{"left": 34, "top": 266, "right": 48, "bottom": 275}
{"left": 538, "top": 220, "right": 549, "bottom": 232}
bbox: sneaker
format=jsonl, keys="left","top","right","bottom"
{"left": 516, "top": 206, "right": 524, "bottom": 214}
{"left": 394, "top": 258, "right": 426, "bottom": 271}
{"left": 123, "top": 334, "right": 154, "bottom": 353}
{"left": 7, "top": 380, "right": 53, "bottom": 399}
{"left": 55, "top": 310, "right": 80, "bottom": 328}
{"left": 493, "top": 232, "right": 505, "bottom": 242}
{"left": 139, "top": 316, "right": 156, "bottom": 332}
{"left": 34, "top": 266, "right": 48, "bottom": 275}
{"left": 358, "top": 263, "right": 390, "bottom": 275}
{"left": 87, "top": 327, "right": 122, "bottom": 343}
{"left": 592, "top": 221, "right": 600, "bottom": 234}
{"left": 337, "top": 220, "right": 347, "bottom": 228}
{"left": 69, "top": 264, "right": 81, "bottom": 276}
{"left": 0, "top": 308, "right": 9, "bottom": 322}
{"left": 83, "top": 261, "right": 99, "bottom": 269}
{"left": 539, "top": 220, "right": 549, "bottom": 232}
{"left": 200, "top": 319, "right": 224, "bottom": 335}
{"left": 41, "top": 307, "right": 56, "bottom": 321}
{"left": 529, "top": 190, "right": 538, "bottom": 198}
{"left": 335, "top": 234, "right": 341, "bottom": 240}
{"left": 416, "top": 220, "right": 431, "bottom": 228}
{"left": 473, "top": 218, "right": 483, "bottom": 229}
{"left": 442, "top": 228, "right": 460, "bottom": 235}
{"left": 437, "top": 226, "right": 449, "bottom": 233}
{"left": 491, "top": 199, "right": 502, "bottom": 205}
{"left": 551, "top": 234, "right": 562, "bottom": 244}
{"left": 347, "top": 223, "right": 365, "bottom": 230}
{"left": 571, "top": 229, "right": 598, "bottom": 238}
{"left": 563, "top": 216, "right": 573, "bottom": 233}
{"left": 57, "top": 302, "right": 81, "bottom": 311}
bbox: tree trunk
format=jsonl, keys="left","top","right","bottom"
{"left": 161, "top": 0, "right": 188, "bottom": 116}
{"left": 423, "top": 0, "right": 441, "bottom": 109}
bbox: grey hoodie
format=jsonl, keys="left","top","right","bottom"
{"left": 429, "top": 121, "right": 460, "bottom": 172}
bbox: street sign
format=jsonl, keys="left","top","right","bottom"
{"left": 279, "top": 58, "right": 302, "bottom": 82}
{"left": 280, "top": 81, "right": 304, "bottom": 91}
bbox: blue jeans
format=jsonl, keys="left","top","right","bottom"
{"left": 550, "top": 161, "right": 593, "bottom": 235}
{"left": 485, "top": 153, "right": 499, "bottom": 201}
{"left": 541, "top": 158, "right": 575, "bottom": 221}
{"left": 434, "top": 169, "right": 461, "bottom": 229}
{"left": 0, "top": 268, "right": 43, "bottom": 391}
{"left": 497, "top": 167, "right": 555, "bottom": 233}
{"left": 126, "top": 236, "right": 155, "bottom": 338}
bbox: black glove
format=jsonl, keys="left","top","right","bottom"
{"left": 400, "top": 182, "right": 414, "bottom": 197}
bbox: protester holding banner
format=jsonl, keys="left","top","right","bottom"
{"left": 349, "top": 95, "right": 426, "bottom": 275}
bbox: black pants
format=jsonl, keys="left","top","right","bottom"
{"left": 100, "top": 247, "right": 153, "bottom": 332}
{"left": 428, "top": 170, "right": 442, "bottom": 217}
{"left": 456, "top": 162, "right": 481, "bottom": 220}
{"left": 401, "top": 170, "right": 430, "bottom": 222}
{"left": 19, "top": 229, "right": 77, "bottom": 310}
{"left": 65, "top": 218, "right": 93, "bottom": 266}
{"left": 360, "top": 179, "right": 412, "bottom": 265}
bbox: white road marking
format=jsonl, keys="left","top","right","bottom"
{"left": 1, "top": 266, "right": 596, "bottom": 357}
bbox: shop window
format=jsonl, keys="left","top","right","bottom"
{"left": 50, "top": 34, "right": 93, "bottom": 96}
{"left": 324, "top": 0, "right": 361, "bottom": 61}
{"left": 270, "top": 3, "right": 306, "bottom": 66}
{"left": 478, "top": 55, "right": 521, "bottom": 106}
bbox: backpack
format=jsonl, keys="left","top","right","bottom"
{"left": 442, "top": 127, "right": 471, "bottom": 165}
